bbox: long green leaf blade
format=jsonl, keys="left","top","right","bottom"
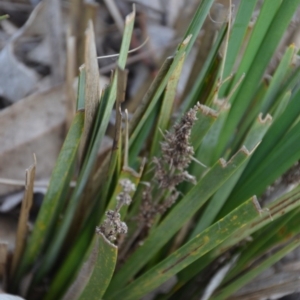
{"left": 105, "top": 146, "right": 255, "bottom": 295}
{"left": 181, "top": 0, "right": 215, "bottom": 56}
{"left": 224, "top": 118, "right": 300, "bottom": 214}
{"left": 177, "top": 184, "right": 300, "bottom": 287}
{"left": 129, "top": 0, "right": 216, "bottom": 148}
{"left": 211, "top": 238, "right": 300, "bottom": 300}
{"left": 15, "top": 111, "right": 84, "bottom": 285}
{"left": 191, "top": 113, "right": 272, "bottom": 236}
{"left": 150, "top": 54, "right": 186, "bottom": 157}
{"left": 77, "top": 234, "right": 117, "bottom": 300}
{"left": 219, "top": 0, "right": 259, "bottom": 96}
{"left": 107, "top": 197, "right": 261, "bottom": 300}
{"left": 33, "top": 8, "right": 136, "bottom": 283}
{"left": 181, "top": 24, "right": 227, "bottom": 113}
{"left": 217, "top": 0, "right": 300, "bottom": 156}
{"left": 129, "top": 36, "right": 191, "bottom": 148}
{"left": 232, "top": 44, "right": 295, "bottom": 150}
{"left": 190, "top": 104, "right": 218, "bottom": 151}
{"left": 238, "top": 88, "right": 300, "bottom": 183}
{"left": 226, "top": 0, "right": 282, "bottom": 97}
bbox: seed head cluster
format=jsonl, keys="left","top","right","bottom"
{"left": 116, "top": 179, "right": 136, "bottom": 207}
{"left": 139, "top": 106, "right": 198, "bottom": 227}
{"left": 160, "top": 108, "right": 197, "bottom": 171}
{"left": 96, "top": 210, "right": 128, "bottom": 242}
{"left": 154, "top": 106, "right": 197, "bottom": 190}
{"left": 97, "top": 179, "right": 135, "bottom": 242}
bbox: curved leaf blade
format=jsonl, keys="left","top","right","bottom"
{"left": 15, "top": 111, "right": 84, "bottom": 285}
{"left": 105, "top": 146, "right": 255, "bottom": 295}
{"left": 107, "top": 197, "right": 261, "bottom": 300}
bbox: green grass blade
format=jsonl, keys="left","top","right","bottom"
{"left": 129, "top": 57, "right": 173, "bottom": 138}
{"left": 181, "top": 0, "right": 215, "bottom": 56}
{"left": 77, "top": 234, "right": 117, "bottom": 300}
{"left": 219, "top": 0, "right": 259, "bottom": 97}
{"left": 191, "top": 114, "right": 272, "bottom": 236}
{"left": 129, "top": 37, "right": 191, "bottom": 148}
{"left": 107, "top": 197, "right": 261, "bottom": 300}
{"left": 80, "top": 21, "right": 100, "bottom": 158}
{"left": 88, "top": 85, "right": 113, "bottom": 210}
{"left": 217, "top": 0, "right": 300, "bottom": 156}
{"left": 223, "top": 118, "right": 300, "bottom": 214}
{"left": 181, "top": 24, "right": 227, "bottom": 113}
{"left": 105, "top": 146, "right": 254, "bottom": 295}
{"left": 192, "top": 102, "right": 230, "bottom": 178}
{"left": 128, "top": 106, "right": 158, "bottom": 166}
{"left": 259, "top": 208, "right": 300, "bottom": 248}
{"left": 224, "top": 208, "right": 300, "bottom": 283}
{"left": 243, "top": 209, "right": 300, "bottom": 266}
{"left": 129, "top": 0, "right": 216, "bottom": 148}
{"left": 211, "top": 238, "right": 300, "bottom": 300}
{"left": 226, "top": 0, "right": 282, "bottom": 97}
{"left": 32, "top": 8, "right": 135, "bottom": 283}
{"left": 270, "top": 90, "right": 291, "bottom": 120}
{"left": 236, "top": 87, "right": 300, "bottom": 188}
{"left": 190, "top": 105, "right": 218, "bottom": 151}
{"left": 231, "top": 45, "right": 295, "bottom": 151}
{"left": 176, "top": 184, "right": 300, "bottom": 288}
{"left": 231, "top": 83, "right": 268, "bottom": 154}
{"left": 281, "top": 63, "right": 300, "bottom": 93}
{"left": 150, "top": 53, "right": 186, "bottom": 157}
{"left": 129, "top": 57, "right": 188, "bottom": 204}
{"left": 77, "top": 67, "right": 86, "bottom": 110}
{"left": 14, "top": 111, "right": 84, "bottom": 286}
{"left": 43, "top": 224, "right": 96, "bottom": 300}
{"left": 89, "top": 67, "right": 127, "bottom": 217}
{"left": 260, "top": 44, "right": 295, "bottom": 114}
{"left": 216, "top": 187, "right": 300, "bottom": 256}
{"left": 76, "top": 85, "right": 114, "bottom": 224}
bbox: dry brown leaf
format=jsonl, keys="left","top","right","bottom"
{"left": 0, "top": 0, "right": 65, "bottom": 103}
{"left": 44, "top": 0, "right": 64, "bottom": 85}
{"left": 10, "top": 156, "right": 36, "bottom": 278}
{"left": 0, "top": 44, "right": 39, "bottom": 102}
{"left": 65, "top": 32, "right": 77, "bottom": 130}
{"left": 0, "top": 86, "right": 66, "bottom": 196}
{"left": 80, "top": 20, "right": 100, "bottom": 159}
{"left": 24, "top": 0, "right": 64, "bottom": 85}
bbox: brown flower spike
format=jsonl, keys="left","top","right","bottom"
{"left": 97, "top": 179, "right": 135, "bottom": 242}
{"left": 139, "top": 105, "right": 199, "bottom": 227}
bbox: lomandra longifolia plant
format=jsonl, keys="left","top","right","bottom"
{"left": 5, "top": 0, "right": 300, "bottom": 299}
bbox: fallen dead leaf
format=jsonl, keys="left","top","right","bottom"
{"left": 10, "top": 156, "right": 36, "bottom": 278}
{"left": 0, "top": 43, "right": 39, "bottom": 102}
{"left": 0, "top": 86, "right": 66, "bottom": 196}
{"left": 0, "top": 0, "right": 64, "bottom": 103}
